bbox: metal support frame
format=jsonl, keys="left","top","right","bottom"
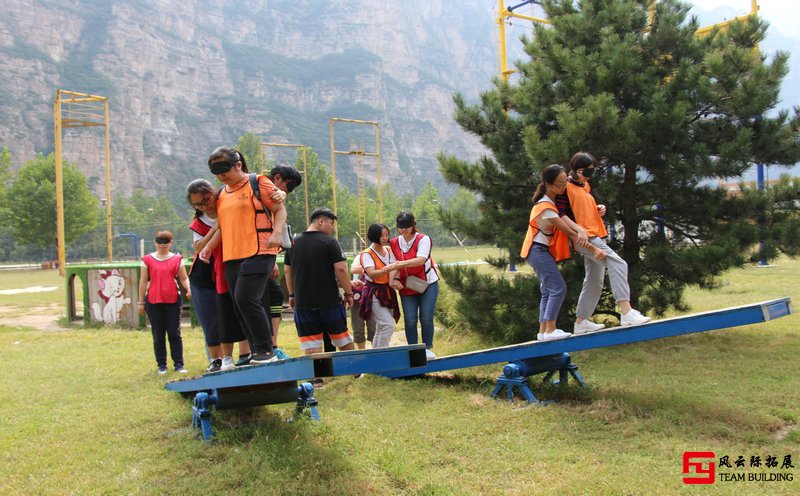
{"left": 329, "top": 117, "right": 382, "bottom": 240}
{"left": 260, "top": 142, "right": 311, "bottom": 224}
{"left": 53, "top": 89, "right": 112, "bottom": 275}
{"left": 491, "top": 353, "right": 587, "bottom": 404}
{"left": 190, "top": 383, "right": 320, "bottom": 441}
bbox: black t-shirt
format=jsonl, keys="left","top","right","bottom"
{"left": 284, "top": 231, "right": 346, "bottom": 309}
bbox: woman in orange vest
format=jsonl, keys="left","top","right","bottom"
{"left": 521, "top": 165, "right": 605, "bottom": 341}
{"left": 556, "top": 152, "right": 650, "bottom": 332}
{"left": 359, "top": 223, "right": 400, "bottom": 348}
{"left": 207, "top": 146, "right": 287, "bottom": 365}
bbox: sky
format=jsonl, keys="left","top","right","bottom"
{"left": 690, "top": 0, "right": 800, "bottom": 39}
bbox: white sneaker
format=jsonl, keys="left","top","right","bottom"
{"left": 537, "top": 333, "right": 543, "bottom": 341}
{"left": 574, "top": 320, "right": 605, "bottom": 335}
{"left": 539, "top": 329, "right": 572, "bottom": 341}
{"left": 621, "top": 309, "right": 651, "bottom": 327}
{"left": 425, "top": 349, "right": 437, "bottom": 360}
{"left": 220, "top": 356, "right": 235, "bottom": 371}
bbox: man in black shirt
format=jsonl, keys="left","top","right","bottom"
{"left": 284, "top": 207, "right": 355, "bottom": 355}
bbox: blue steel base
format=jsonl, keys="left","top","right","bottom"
{"left": 190, "top": 382, "right": 320, "bottom": 441}
{"left": 490, "top": 353, "right": 587, "bottom": 404}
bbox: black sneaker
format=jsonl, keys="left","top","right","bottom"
{"left": 235, "top": 354, "right": 252, "bottom": 367}
{"left": 250, "top": 352, "right": 278, "bottom": 364}
{"left": 206, "top": 358, "right": 222, "bottom": 373}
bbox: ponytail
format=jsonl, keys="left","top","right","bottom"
{"left": 531, "top": 183, "right": 547, "bottom": 203}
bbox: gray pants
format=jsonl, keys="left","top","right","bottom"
{"left": 574, "top": 237, "right": 630, "bottom": 319}
{"left": 369, "top": 295, "right": 395, "bottom": 348}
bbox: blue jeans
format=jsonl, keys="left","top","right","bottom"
{"left": 527, "top": 244, "right": 567, "bottom": 322}
{"left": 190, "top": 282, "right": 219, "bottom": 348}
{"left": 400, "top": 281, "right": 439, "bottom": 349}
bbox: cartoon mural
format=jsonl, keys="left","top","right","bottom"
{"left": 91, "top": 269, "right": 131, "bottom": 325}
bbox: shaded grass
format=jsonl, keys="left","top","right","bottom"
{"left": 1, "top": 255, "right": 799, "bottom": 494}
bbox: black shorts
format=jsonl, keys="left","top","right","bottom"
{"left": 263, "top": 277, "right": 284, "bottom": 319}
{"left": 294, "top": 304, "right": 353, "bottom": 351}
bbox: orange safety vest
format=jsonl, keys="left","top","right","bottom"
{"left": 217, "top": 175, "right": 277, "bottom": 261}
{"left": 520, "top": 200, "right": 571, "bottom": 262}
{"left": 360, "top": 247, "right": 390, "bottom": 285}
{"left": 565, "top": 180, "right": 608, "bottom": 238}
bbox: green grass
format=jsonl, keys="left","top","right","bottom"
{"left": 1, "top": 253, "right": 799, "bottom": 495}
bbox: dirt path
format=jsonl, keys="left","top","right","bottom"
{"left": 0, "top": 304, "right": 69, "bottom": 331}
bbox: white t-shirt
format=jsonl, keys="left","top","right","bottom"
{"left": 533, "top": 195, "right": 559, "bottom": 245}
{"left": 360, "top": 246, "right": 396, "bottom": 283}
{"left": 192, "top": 213, "right": 217, "bottom": 243}
{"left": 395, "top": 233, "right": 439, "bottom": 284}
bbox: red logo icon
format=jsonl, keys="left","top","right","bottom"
{"left": 683, "top": 451, "right": 716, "bottom": 484}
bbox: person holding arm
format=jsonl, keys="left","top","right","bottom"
{"left": 207, "top": 146, "right": 287, "bottom": 364}
{"left": 389, "top": 212, "right": 438, "bottom": 359}
{"left": 358, "top": 223, "right": 400, "bottom": 349}
{"left": 556, "top": 152, "right": 650, "bottom": 332}
{"left": 138, "top": 230, "right": 191, "bottom": 373}
{"left": 520, "top": 165, "right": 606, "bottom": 341}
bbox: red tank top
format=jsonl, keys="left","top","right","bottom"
{"left": 389, "top": 234, "right": 437, "bottom": 296}
{"left": 143, "top": 253, "right": 182, "bottom": 304}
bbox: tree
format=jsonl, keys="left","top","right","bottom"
{"left": 112, "top": 189, "right": 185, "bottom": 257}
{"left": 236, "top": 131, "right": 263, "bottom": 172}
{"left": 0, "top": 146, "right": 14, "bottom": 260}
{"left": 7, "top": 153, "right": 99, "bottom": 252}
{"left": 438, "top": 0, "right": 800, "bottom": 339}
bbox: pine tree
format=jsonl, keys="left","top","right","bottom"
{"left": 439, "top": 0, "right": 800, "bottom": 339}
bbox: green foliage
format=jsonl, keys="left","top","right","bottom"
{"left": 285, "top": 147, "right": 334, "bottom": 229}
{"left": 235, "top": 131, "right": 263, "bottom": 172}
{"left": 6, "top": 153, "right": 98, "bottom": 250}
{"left": 438, "top": 0, "right": 800, "bottom": 335}
{"left": 111, "top": 189, "right": 186, "bottom": 257}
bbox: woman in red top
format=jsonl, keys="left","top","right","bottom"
{"left": 138, "top": 230, "right": 191, "bottom": 374}
{"left": 389, "top": 212, "right": 439, "bottom": 359}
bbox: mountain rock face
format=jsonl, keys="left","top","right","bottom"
{"left": 0, "top": 0, "right": 498, "bottom": 199}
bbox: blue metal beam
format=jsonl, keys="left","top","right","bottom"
{"left": 379, "top": 298, "right": 793, "bottom": 379}
{"left": 166, "top": 344, "right": 427, "bottom": 394}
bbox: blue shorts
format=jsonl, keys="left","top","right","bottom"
{"left": 294, "top": 304, "right": 353, "bottom": 351}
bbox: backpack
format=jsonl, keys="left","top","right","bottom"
{"left": 248, "top": 173, "right": 293, "bottom": 250}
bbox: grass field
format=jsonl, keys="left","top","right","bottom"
{"left": 0, "top": 250, "right": 798, "bottom": 495}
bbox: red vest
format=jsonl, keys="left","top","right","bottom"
{"left": 142, "top": 253, "right": 182, "bottom": 304}
{"left": 188, "top": 217, "right": 228, "bottom": 294}
{"left": 389, "top": 234, "right": 437, "bottom": 296}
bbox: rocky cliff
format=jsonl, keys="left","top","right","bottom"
{"left": 0, "top": 0, "right": 498, "bottom": 200}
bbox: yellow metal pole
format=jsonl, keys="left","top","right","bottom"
{"left": 329, "top": 118, "right": 338, "bottom": 239}
{"left": 302, "top": 147, "right": 310, "bottom": 223}
{"left": 54, "top": 91, "right": 66, "bottom": 276}
{"left": 497, "top": 0, "right": 510, "bottom": 82}
{"left": 375, "top": 122, "right": 382, "bottom": 223}
{"left": 104, "top": 98, "right": 112, "bottom": 262}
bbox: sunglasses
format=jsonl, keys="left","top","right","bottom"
{"left": 155, "top": 237, "right": 172, "bottom": 244}
{"left": 209, "top": 161, "right": 235, "bottom": 175}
